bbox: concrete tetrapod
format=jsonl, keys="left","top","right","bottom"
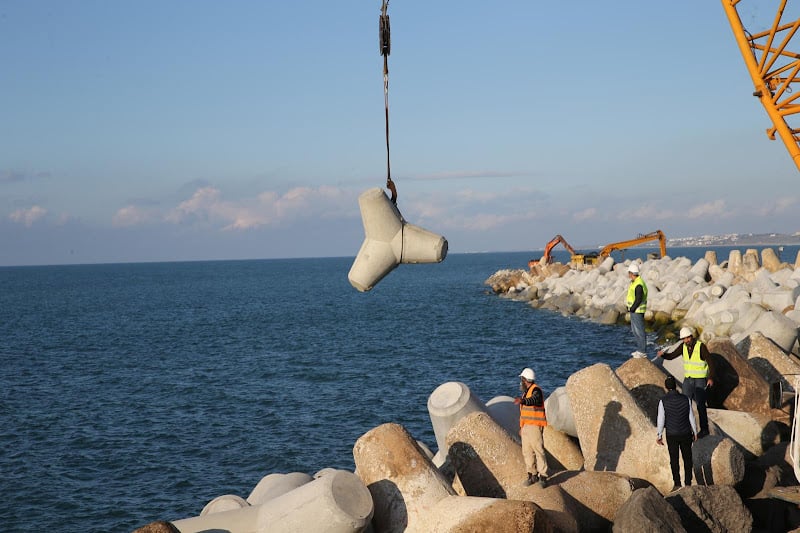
{"left": 485, "top": 395, "right": 521, "bottom": 441}
{"left": 445, "top": 411, "right": 579, "bottom": 532}
{"left": 732, "top": 310, "right": 800, "bottom": 353}
{"left": 246, "top": 472, "right": 313, "bottom": 505}
{"left": 444, "top": 411, "right": 528, "bottom": 498}
{"left": 171, "top": 470, "right": 373, "bottom": 533}
{"left": 352, "top": 423, "right": 546, "bottom": 532}
{"left": 569, "top": 363, "right": 746, "bottom": 491}
{"left": 427, "top": 381, "right": 487, "bottom": 457}
{"left": 544, "top": 386, "right": 577, "bottom": 437}
{"left": 615, "top": 357, "right": 673, "bottom": 424}
{"left": 199, "top": 494, "right": 248, "bottom": 516}
{"left": 705, "top": 337, "right": 773, "bottom": 417}
{"left": 566, "top": 363, "right": 675, "bottom": 494}
{"left": 736, "top": 331, "right": 800, "bottom": 394}
{"left": 706, "top": 408, "right": 776, "bottom": 457}
{"left": 348, "top": 188, "right": 447, "bottom": 292}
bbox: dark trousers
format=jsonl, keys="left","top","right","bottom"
{"left": 667, "top": 433, "right": 693, "bottom": 485}
{"left": 683, "top": 377, "right": 709, "bottom": 433}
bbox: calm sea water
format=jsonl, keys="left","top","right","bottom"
{"left": 2, "top": 246, "right": 797, "bottom": 532}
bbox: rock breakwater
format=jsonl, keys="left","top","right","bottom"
{"left": 486, "top": 248, "right": 800, "bottom": 354}
{"left": 135, "top": 248, "right": 800, "bottom": 532}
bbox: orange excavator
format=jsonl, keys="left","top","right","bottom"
{"left": 572, "top": 230, "right": 667, "bottom": 266}
{"left": 528, "top": 235, "right": 576, "bottom": 269}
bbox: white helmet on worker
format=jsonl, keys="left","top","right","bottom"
{"left": 519, "top": 368, "right": 535, "bottom": 381}
{"left": 679, "top": 326, "right": 695, "bottom": 339}
{"left": 627, "top": 263, "right": 640, "bottom": 275}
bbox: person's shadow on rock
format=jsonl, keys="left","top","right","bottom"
{"left": 594, "top": 401, "right": 630, "bottom": 472}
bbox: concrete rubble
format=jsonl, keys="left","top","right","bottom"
{"left": 135, "top": 248, "right": 800, "bottom": 532}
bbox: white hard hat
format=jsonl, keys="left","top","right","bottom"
{"left": 627, "top": 263, "right": 640, "bottom": 274}
{"left": 679, "top": 326, "right": 694, "bottom": 339}
{"left": 519, "top": 368, "right": 535, "bottom": 381}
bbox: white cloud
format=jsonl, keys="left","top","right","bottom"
{"left": 573, "top": 207, "right": 597, "bottom": 222}
{"left": 113, "top": 205, "right": 155, "bottom": 227}
{"left": 775, "top": 197, "right": 796, "bottom": 212}
{"left": 164, "top": 185, "right": 354, "bottom": 230}
{"left": 687, "top": 199, "right": 726, "bottom": 218}
{"left": 9, "top": 205, "right": 46, "bottom": 227}
{"left": 757, "top": 196, "right": 796, "bottom": 215}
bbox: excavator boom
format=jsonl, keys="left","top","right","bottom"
{"left": 598, "top": 230, "right": 667, "bottom": 259}
{"left": 573, "top": 230, "right": 667, "bottom": 267}
{"left": 529, "top": 234, "right": 576, "bottom": 269}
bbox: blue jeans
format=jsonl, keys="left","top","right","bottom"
{"left": 630, "top": 312, "right": 646, "bottom": 353}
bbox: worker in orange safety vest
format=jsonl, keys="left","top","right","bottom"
{"left": 514, "top": 367, "right": 549, "bottom": 487}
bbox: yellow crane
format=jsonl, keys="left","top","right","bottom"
{"left": 723, "top": 1, "right": 800, "bottom": 171}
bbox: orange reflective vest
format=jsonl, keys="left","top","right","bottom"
{"left": 520, "top": 384, "right": 547, "bottom": 427}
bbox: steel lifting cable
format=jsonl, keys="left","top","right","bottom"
{"left": 379, "top": 0, "right": 397, "bottom": 204}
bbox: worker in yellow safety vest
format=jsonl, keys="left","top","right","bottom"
{"left": 514, "top": 367, "right": 549, "bottom": 487}
{"left": 657, "top": 326, "right": 715, "bottom": 438}
{"left": 626, "top": 262, "right": 648, "bottom": 358}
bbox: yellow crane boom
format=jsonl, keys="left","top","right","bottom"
{"left": 722, "top": 0, "right": 800, "bottom": 171}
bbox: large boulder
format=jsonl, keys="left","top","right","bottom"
{"left": 353, "top": 423, "right": 454, "bottom": 531}
{"left": 691, "top": 435, "right": 746, "bottom": 487}
{"left": 445, "top": 411, "right": 527, "bottom": 498}
{"left": 612, "top": 486, "right": 685, "bottom": 532}
{"left": 544, "top": 426, "right": 584, "bottom": 472}
{"left": 665, "top": 485, "right": 752, "bottom": 533}
{"left": 355, "top": 420, "right": 551, "bottom": 533}
{"left": 736, "top": 331, "right": 800, "bottom": 394}
{"left": 420, "top": 495, "right": 551, "bottom": 533}
{"left": 705, "top": 337, "right": 772, "bottom": 416}
{"left": 566, "top": 363, "right": 674, "bottom": 493}
{"left": 547, "top": 470, "right": 643, "bottom": 531}
{"left": 615, "top": 357, "right": 672, "bottom": 424}
{"left": 706, "top": 408, "right": 780, "bottom": 457}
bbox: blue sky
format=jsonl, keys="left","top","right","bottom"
{"left": 1, "top": 1, "right": 798, "bottom": 266}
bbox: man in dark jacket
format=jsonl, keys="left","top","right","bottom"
{"left": 656, "top": 375, "right": 697, "bottom": 491}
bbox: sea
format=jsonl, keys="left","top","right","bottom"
{"left": 2, "top": 245, "right": 798, "bottom": 532}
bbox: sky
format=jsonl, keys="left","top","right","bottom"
{"left": 2, "top": 1, "right": 799, "bottom": 266}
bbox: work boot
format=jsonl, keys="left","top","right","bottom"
{"left": 538, "top": 475, "right": 547, "bottom": 488}
{"left": 522, "top": 473, "right": 538, "bottom": 487}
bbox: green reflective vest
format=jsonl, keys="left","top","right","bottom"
{"left": 626, "top": 276, "right": 647, "bottom": 313}
{"left": 683, "top": 341, "right": 708, "bottom": 378}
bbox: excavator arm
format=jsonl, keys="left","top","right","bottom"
{"left": 722, "top": 0, "right": 800, "bottom": 171}
{"left": 542, "top": 235, "right": 576, "bottom": 263}
{"left": 529, "top": 234, "right": 576, "bottom": 269}
{"left": 598, "top": 230, "right": 667, "bottom": 259}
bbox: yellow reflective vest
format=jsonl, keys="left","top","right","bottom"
{"left": 520, "top": 384, "right": 547, "bottom": 427}
{"left": 626, "top": 276, "right": 647, "bottom": 313}
{"left": 683, "top": 341, "right": 709, "bottom": 378}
